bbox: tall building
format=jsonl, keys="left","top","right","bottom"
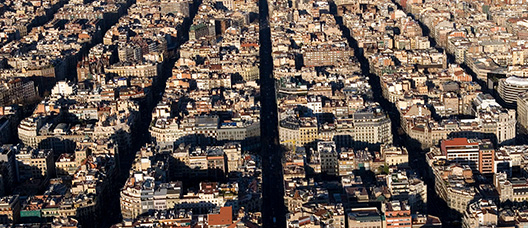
{"left": 171, "top": 145, "right": 235, "bottom": 179}
{"left": 189, "top": 23, "right": 212, "bottom": 40}
{"left": 216, "top": 120, "right": 260, "bottom": 150}
{"left": 517, "top": 92, "right": 528, "bottom": 133}
{"left": 316, "top": 141, "right": 338, "bottom": 176}
{"left": 347, "top": 207, "right": 385, "bottom": 228}
{"left": 382, "top": 144, "right": 409, "bottom": 167}
{"left": 0, "top": 79, "right": 38, "bottom": 106}
{"left": 479, "top": 141, "right": 495, "bottom": 174}
{"left": 431, "top": 163, "right": 476, "bottom": 214}
{"left": 498, "top": 76, "right": 528, "bottom": 107}
{"left": 55, "top": 153, "right": 78, "bottom": 176}
{"left": 223, "top": 143, "right": 242, "bottom": 173}
{"left": 0, "top": 195, "right": 20, "bottom": 224}
{"left": 51, "top": 81, "right": 77, "bottom": 96}
{"left": 207, "top": 206, "right": 233, "bottom": 227}
{"left": 385, "top": 200, "right": 412, "bottom": 228}
{"left": 351, "top": 108, "right": 393, "bottom": 149}
{"left": 18, "top": 117, "right": 44, "bottom": 149}
{"left": 441, "top": 138, "right": 479, "bottom": 171}
{"left": 303, "top": 48, "right": 354, "bottom": 67}
{"left": 15, "top": 147, "right": 55, "bottom": 182}
{"left": 462, "top": 199, "right": 498, "bottom": 228}
{"left": 386, "top": 170, "right": 427, "bottom": 212}
{"left": 440, "top": 138, "right": 494, "bottom": 174}
{"left": 279, "top": 116, "right": 318, "bottom": 148}
{"left": 120, "top": 174, "right": 182, "bottom": 219}
{"left": 0, "top": 145, "right": 17, "bottom": 193}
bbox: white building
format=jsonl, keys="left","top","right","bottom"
{"left": 51, "top": 81, "right": 77, "bottom": 96}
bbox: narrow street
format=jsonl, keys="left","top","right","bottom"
{"left": 258, "top": 0, "right": 287, "bottom": 226}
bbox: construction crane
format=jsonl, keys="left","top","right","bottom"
{"left": 280, "top": 139, "right": 297, "bottom": 153}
